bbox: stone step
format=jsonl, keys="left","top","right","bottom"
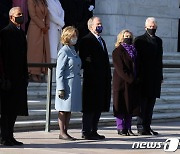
{"left": 27, "top": 79, "right": 180, "bottom": 96}
{"left": 28, "top": 87, "right": 180, "bottom": 98}
{"left": 160, "top": 87, "right": 180, "bottom": 96}
{"left": 17, "top": 100, "right": 180, "bottom": 122}
{"left": 163, "top": 60, "right": 180, "bottom": 65}
{"left": 161, "top": 81, "right": 180, "bottom": 88}
{"left": 163, "top": 53, "right": 180, "bottom": 60}
{"left": 163, "top": 68, "right": 180, "bottom": 73}
{"left": 27, "top": 94, "right": 180, "bottom": 111}
{"left": 153, "top": 103, "right": 180, "bottom": 113}
{"left": 156, "top": 96, "right": 180, "bottom": 104}
{"left": 163, "top": 73, "right": 180, "bottom": 79}
{"left": 14, "top": 111, "right": 180, "bottom": 131}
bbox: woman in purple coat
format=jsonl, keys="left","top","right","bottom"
{"left": 112, "top": 30, "right": 139, "bottom": 136}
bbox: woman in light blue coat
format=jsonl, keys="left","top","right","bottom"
{"left": 55, "top": 26, "right": 82, "bottom": 141}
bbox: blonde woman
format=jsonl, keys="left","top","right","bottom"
{"left": 55, "top": 26, "right": 82, "bottom": 141}
{"left": 112, "top": 30, "right": 139, "bottom": 136}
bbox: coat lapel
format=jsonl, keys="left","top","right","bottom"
{"left": 89, "top": 32, "right": 106, "bottom": 51}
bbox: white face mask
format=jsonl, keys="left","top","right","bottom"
{"left": 70, "top": 37, "right": 78, "bottom": 45}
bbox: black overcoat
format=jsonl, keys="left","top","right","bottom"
{"left": 60, "top": 0, "right": 89, "bottom": 39}
{"left": 0, "top": 22, "right": 28, "bottom": 115}
{"left": 134, "top": 32, "right": 163, "bottom": 98}
{"left": 85, "top": 0, "right": 95, "bottom": 19}
{"left": 0, "top": 0, "right": 12, "bottom": 30}
{"left": 112, "top": 44, "right": 139, "bottom": 116}
{"left": 79, "top": 32, "right": 111, "bottom": 112}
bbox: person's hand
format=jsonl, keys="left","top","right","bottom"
{"left": 58, "top": 90, "right": 65, "bottom": 99}
{"left": 41, "top": 27, "right": 48, "bottom": 34}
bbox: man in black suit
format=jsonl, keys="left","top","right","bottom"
{"left": 134, "top": 17, "right": 163, "bottom": 135}
{"left": 0, "top": 7, "right": 28, "bottom": 146}
{"left": 79, "top": 16, "right": 111, "bottom": 140}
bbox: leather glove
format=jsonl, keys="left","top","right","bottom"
{"left": 58, "top": 90, "right": 65, "bottom": 99}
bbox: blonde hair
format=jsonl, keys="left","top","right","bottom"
{"left": 115, "top": 29, "right": 133, "bottom": 48}
{"left": 61, "top": 26, "right": 78, "bottom": 45}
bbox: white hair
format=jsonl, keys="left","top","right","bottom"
{"left": 87, "top": 16, "right": 100, "bottom": 30}
{"left": 145, "top": 17, "right": 157, "bottom": 27}
{"left": 9, "top": 7, "right": 21, "bottom": 17}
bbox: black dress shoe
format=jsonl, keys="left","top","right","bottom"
{"left": 138, "top": 131, "right": 152, "bottom": 135}
{"left": 91, "top": 132, "right": 105, "bottom": 140}
{"left": 150, "top": 129, "right": 159, "bottom": 135}
{"left": 117, "top": 129, "right": 127, "bottom": 136}
{"left": 0, "top": 139, "right": 14, "bottom": 146}
{"left": 127, "top": 130, "right": 137, "bottom": 136}
{"left": 11, "top": 138, "right": 23, "bottom": 145}
{"left": 82, "top": 134, "right": 92, "bottom": 140}
{"left": 82, "top": 133, "right": 105, "bottom": 140}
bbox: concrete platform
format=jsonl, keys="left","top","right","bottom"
{"left": 0, "top": 121, "right": 180, "bottom": 154}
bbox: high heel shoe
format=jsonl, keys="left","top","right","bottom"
{"left": 59, "top": 134, "right": 74, "bottom": 141}
{"left": 117, "top": 129, "right": 128, "bottom": 136}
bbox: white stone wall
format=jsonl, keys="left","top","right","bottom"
{"left": 94, "top": 0, "right": 180, "bottom": 54}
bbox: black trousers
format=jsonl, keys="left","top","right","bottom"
{"left": 0, "top": 113, "right": 17, "bottom": 141}
{"left": 82, "top": 112, "right": 101, "bottom": 136}
{"left": 137, "top": 97, "right": 156, "bottom": 132}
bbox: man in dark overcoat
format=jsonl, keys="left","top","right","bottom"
{"left": 79, "top": 16, "right": 111, "bottom": 140}
{"left": 60, "top": 0, "right": 94, "bottom": 42}
{"left": 134, "top": 17, "right": 163, "bottom": 135}
{"left": 0, "top": 0, "right": 12, "bottom": 30}
{"left": 0, "top": 7, "right": 28, "bottom": 146}
{"left": 85, "top": 0, "right": 95, "bottom": 20}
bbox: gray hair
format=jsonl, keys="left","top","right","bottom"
{"left": 9, "top": 7, "right": 21, "bottom": 17}
{"left": 145, "top": 17, "right": 157, "bottom": 27}
{"left": 87, "top": 16, "right": 100, "bottom": 30}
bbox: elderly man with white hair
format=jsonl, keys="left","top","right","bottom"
{"left": 134, "top": 17, "right": 163, "bottom": 135}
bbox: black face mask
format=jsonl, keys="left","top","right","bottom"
{"left": 96, "top": 26, "right": 103, "bottom": 34}
{"left": 147, "top": 28, "right": 156, "bottom": 36}
{"left": 15, "top": 16, "right": 24, "bottom": 24}
{"left": 123, "top": 38, "right": 132, "bottom": 45}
